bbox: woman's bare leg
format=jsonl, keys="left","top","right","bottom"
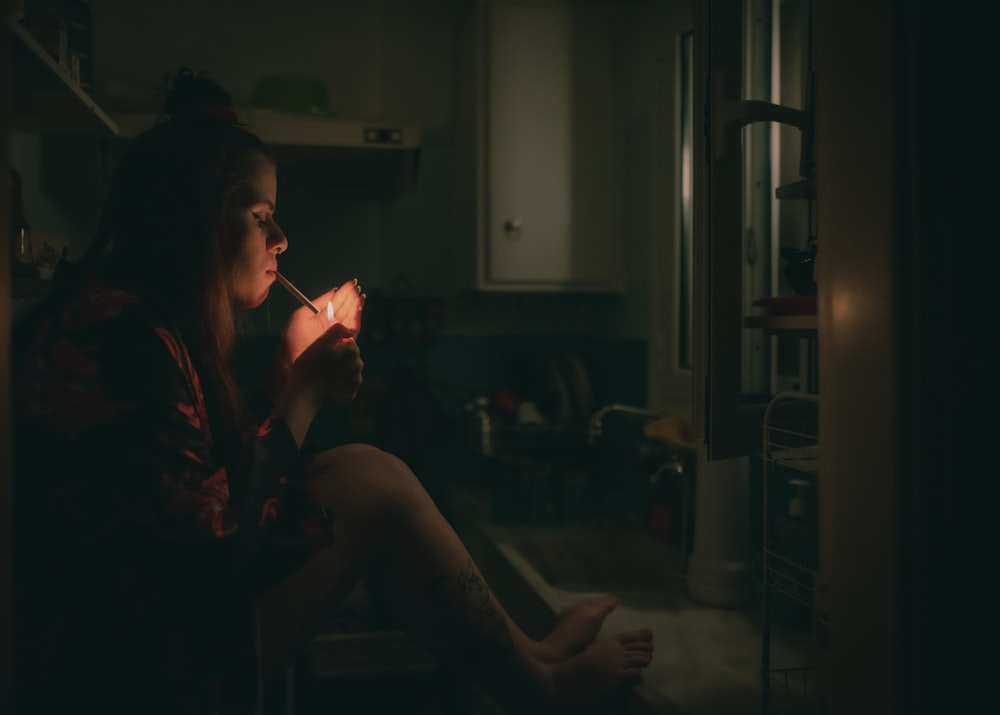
{"left": 256, "top": 444, "right": 653, "bottom": 709}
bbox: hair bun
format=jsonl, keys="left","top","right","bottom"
{"left": 164, "top": 68, "right": 238, "bottom": 124}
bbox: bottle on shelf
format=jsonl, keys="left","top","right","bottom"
{"left": 466, "top": 395, "right": 495, "bottom": 457}
{"left": 9, "top": 168, "right": 40, "bottom": 280}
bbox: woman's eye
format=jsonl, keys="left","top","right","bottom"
{"left": 251, "top": 212, "right": 268, "bottom": 229}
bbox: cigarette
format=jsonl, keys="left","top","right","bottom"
{"left": 274, "top": 271, "right": 319, "bottom": 314}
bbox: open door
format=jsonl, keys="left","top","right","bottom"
{"left": 693, "top": 0, "right": 815, "bottom": 460}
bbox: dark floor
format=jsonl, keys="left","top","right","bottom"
{"left": 290, "top": 670, "right": 503, "bottom": 715}
{"left": 266, "top": 576, "right": 505, "bottom": 715}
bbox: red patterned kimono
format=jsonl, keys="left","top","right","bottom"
{"left": 12, "top": 279, "right": 334, "bottom": 714}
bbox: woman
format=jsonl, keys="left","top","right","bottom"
{"left": 11, "top": 70, "right": 653, "bottom": 714}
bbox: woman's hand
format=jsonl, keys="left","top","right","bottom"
{"left": 288, "top": 322, "right": 365, "bottom": 408}
{"left": 265, "top": 277, "right": 366, "bottom": 408}
{"left": 327, "top": 278, "right": 364, "bottom": 338}
{"left": 273, "top": 323, "right": 364, "bottom": 447}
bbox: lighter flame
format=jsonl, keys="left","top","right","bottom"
{"left": 327, "top": 300, "right": 335, "bottom": 323}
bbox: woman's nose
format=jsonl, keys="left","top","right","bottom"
{"left": 268, "top": 223, "right": 289, "bottom": 255}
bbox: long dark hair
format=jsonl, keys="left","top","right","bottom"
{"left": 89, "top": 69, "right": 273, "bottom": 459}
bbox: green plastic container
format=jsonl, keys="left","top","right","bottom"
{"left": 251, "top": 75, "right": 332, "bottom": 116}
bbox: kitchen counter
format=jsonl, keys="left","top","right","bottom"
{"left": 450, "top": 489, "right": 815, "bottom": 715}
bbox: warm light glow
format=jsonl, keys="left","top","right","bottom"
{"left": 832, "top": 288, "right": 855, "bottom": 324}
{"left": 327, "top": 300, "right": 335, "bottom": 323}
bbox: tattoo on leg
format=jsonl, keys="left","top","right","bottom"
{"left": 431, "top": 559, "right": 513, "bottom": 658}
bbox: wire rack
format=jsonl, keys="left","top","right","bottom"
{"left": 759, "top": 391, "right": 820, "bottom": 714}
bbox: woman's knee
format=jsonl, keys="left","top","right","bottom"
{"left": 308, "top": 443, "right": 425, "bottom": 517}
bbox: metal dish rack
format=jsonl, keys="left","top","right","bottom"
{"left": 760, "top": 391, "right": 822, "bottom": 714}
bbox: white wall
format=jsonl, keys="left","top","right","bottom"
{"left": 90, "top": 0, "right": 459, "bottom": 128}
{"left": 78, "top": 0, "right": 683, "bottom": 342}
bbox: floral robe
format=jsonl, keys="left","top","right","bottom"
{"left": 12, "top": 280, "right": 333, "bottom": 714}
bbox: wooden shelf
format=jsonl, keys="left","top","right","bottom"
{"left": 775, "top": 177, "right": 815, "bottom": 200}
{"left": 744, "top": 314, "right": 817, "bottom": 335}
{"left": 9, "top": 17, "right": 118, "bottom": 136}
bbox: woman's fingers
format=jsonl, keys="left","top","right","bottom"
{"left": 328, "top": 278, "right": 365, "bottom": 332}
{"left": 323, "top": 322, "right": 358, "bottom": 345}
{"left": 312, "top": 278, "right": 360, "bottom": 307}
{"left": 308, "top": 278, "right": 365, "bottom": 330}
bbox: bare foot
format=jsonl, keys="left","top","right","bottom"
{"left": 532, "top": 594, "right": 619, "bottom": 663}
{"left": 549, "top": 629, "right": 655, "bottom": 703}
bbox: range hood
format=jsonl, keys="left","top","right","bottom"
{"left": 112, "top": 108, "right": 421, "bottom": 196}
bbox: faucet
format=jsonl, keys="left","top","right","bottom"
{"left": 587, "top": 403, "right": 667, "bottom": 445}
{"left": 588, "top": 404, "right": 695, "bottom": 564}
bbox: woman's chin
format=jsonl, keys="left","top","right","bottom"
{"left": 236, "top": 291, "right": 269, "bottom": 311}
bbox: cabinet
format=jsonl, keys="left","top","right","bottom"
{"left": 112, "top": 110, "right": 421, "bottom": 196}
{"left": 468, "top": 0, "right": 626, "bottom": 291}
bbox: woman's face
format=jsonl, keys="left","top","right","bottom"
{"left": 230, "top": 161, "right": 288, "bottom": 309}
